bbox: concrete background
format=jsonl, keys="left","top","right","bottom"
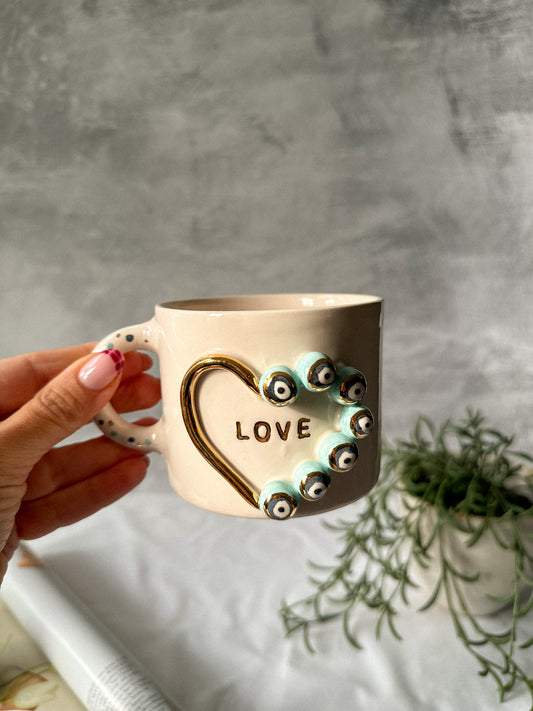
{"left": 1, "top": 0, "right": 533, "bottom": 447}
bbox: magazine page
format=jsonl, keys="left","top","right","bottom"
{"left": 2, "top": 545, "right": 181, "bottom": 711}
{"left": 0, "top": 597, "right": 87, "bottom": 711}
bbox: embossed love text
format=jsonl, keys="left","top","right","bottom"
{"left": 236, "top": 418, "right": 311, "bottom": 443}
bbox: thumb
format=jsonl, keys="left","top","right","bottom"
{"left": 4, "top": 349, "right": 125, "bottom": 471}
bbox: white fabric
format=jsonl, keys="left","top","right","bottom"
{"left": 10, "top": 444, "right": 533, "bottom": 711}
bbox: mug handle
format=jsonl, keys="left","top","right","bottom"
{"left": 92, "top": 320, "right": 165, "bottom": 454}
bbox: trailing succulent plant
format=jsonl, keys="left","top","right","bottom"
{"left": 281, "top": 410, "right": 533, "bottom": 706}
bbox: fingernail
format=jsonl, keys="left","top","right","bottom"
{"left": 78, "top": 349, "right": 125, "bottom": 391}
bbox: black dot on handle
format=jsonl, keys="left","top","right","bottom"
{"left": 126, "top": 334, "right": 134, "bottom": 342}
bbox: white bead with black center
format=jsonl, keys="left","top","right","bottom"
{"left": 329, "top": 366, "right": 367, "bottom": 405}
{"left": 293, "top": 461, "right": 331, "bottom": 501}
{"left": 333, "top": 445, "right": 358, "bottom": 471}
{"left": 272, "top": 378, "right": 293, "bottom": 402}
{"left": 311, "top": 361, "right": 335, "bottom": 388}
{"left": 345, "top": 379, "right": 365, "bottom": 403}
{"left": 354, "top": 414, "right": 373, "bottom": 436}
{"left": 259, "top": 366, "right": 300, "bottom": 407}
{"left": 258, "top": 480, "right": 299, "bottom": 520}
{"left": 340, "top": 404, "right": 374, "bottom": 439}
{"left": 318, "top": 432, "right": 359, "bottom": 473}
{"left": 295, "top": 351, "right": 337, "bottom": 392}
{"left": 304, "top": 474, "right": 329, "bottom": 499}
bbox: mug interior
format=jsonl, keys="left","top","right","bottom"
{"left": 160, "top": 293, "right": 381, "bottom": 312}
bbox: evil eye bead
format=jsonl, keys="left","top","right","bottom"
{"left": 259, "top": 366, "right": 299, "bottom": 407}
{"left": 319, "top": 432, "right": 359, "bottom": 473}
{"left": 340, "top": 405, "right": 374, "bottom": 439}
{"left": 293, "top": 461, "right": 331, "bottom": 501}
{"left": 259, "top": 481, "right": 299, "bottom": 520}
{"left": 296, "top": 352, "right": 336, "bottom": 392}
{"left": 330, "top": 366, "right": 367, "bottom": 405}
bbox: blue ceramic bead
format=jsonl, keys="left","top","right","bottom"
{"left": 259, "top": 480, "right": 300, "bottom": 520}
{"left": 340, "top": 405, "right": 374, "bottom": 439}
{"left": 295, "top": 351, "right": 336, "bottom": 392}
{"left": 293, "top": 461, "right": 331, "bottom": 501}
{"left": 318, "top": 432, "right": 359, "bottom": 473}
{"left": 259, "top": 366, "right": 300, "bottom": 406}
{"left": 329, "top": 366, "right": 367, "bottom": 405}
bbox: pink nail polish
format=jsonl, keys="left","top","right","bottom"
{"left": 78, "top": 349, "right": 125, "bottom": 390}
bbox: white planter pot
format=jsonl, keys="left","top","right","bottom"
{"left": 402, "top": 492, "right": 533, "bottom": 617}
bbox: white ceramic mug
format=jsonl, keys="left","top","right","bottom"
{"left": 93, "top": 294, "right": 383, "bottom": 520}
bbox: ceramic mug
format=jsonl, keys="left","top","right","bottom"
{"left": 93, "top": 293, "right": 383, "bottom": 520}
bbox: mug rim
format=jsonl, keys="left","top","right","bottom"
{"left": 159, "top": 293, "right": 382, "bottom": 313}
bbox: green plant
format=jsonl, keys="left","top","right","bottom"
{"left": 281, "top": 410, "right": 533, "bottom": 706}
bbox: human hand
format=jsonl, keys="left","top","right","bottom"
{"left": 0, "top": 343, "right": 161, "bottom": 584}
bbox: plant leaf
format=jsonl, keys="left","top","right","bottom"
{"left": 418, "top": 579, "right": 442, "bottom": 611}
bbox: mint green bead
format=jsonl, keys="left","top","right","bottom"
{"left": 259, "top": 365, "right": 299, "bottom": 406}
{"left": 329, "top": 366, "right": 367, "bottom": 404}
{"left": 319, "top": 432, "right": 359, "bottom": 473}
{"left": 295, "top": 351, "right": 336, "bottom": 392}
{"left": 293, "top": 461, "right": 331, "bottom": 501}
{"left": 340, "top": 405, "right": 374, "bottom": 439}
{"left": 259, "top": 480, "right": 299, "bottom": 520}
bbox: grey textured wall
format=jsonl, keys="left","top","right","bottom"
{"left": 1, "top": 0, "right": 532, "bottom": 447}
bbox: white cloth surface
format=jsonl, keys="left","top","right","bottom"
{"left": 8, "top": 443, "right": 533, "bottom": 711}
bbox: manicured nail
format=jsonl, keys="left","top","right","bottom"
{"left": 78, "top": 349, "right": 125, "bottom": 391}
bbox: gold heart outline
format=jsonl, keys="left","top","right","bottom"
{"left": 180, "top": 355, "right": 262, "bottom": 510}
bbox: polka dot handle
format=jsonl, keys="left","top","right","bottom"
{"left": 92, "top": 320, "right": 165, "bottom": 453}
